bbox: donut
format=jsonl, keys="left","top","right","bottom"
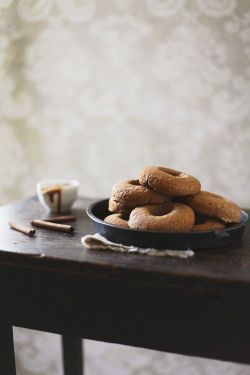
{"left": 183, "top": 191, "right": 242, "bottom": 224}
{"left": 191, "top": 219, "right": 225, "bottom": 232}
{"left": 104, "top": 213, "right": 129, "bottom": 228}
{"left": 129, "top": 203, "right": 195, "bottom": 232}
{"left": 139, "top": 166, "right": 201, "bottom": 196}
{"left": 112, "top": 179, "right": 170, "bottom": 206}
{"left": 108, "top": 196, "right": 134, "bottom": 214}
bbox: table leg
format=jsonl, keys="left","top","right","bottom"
{"left": 0, "top": 324, "right": 16, "bottom": 375}
{"left": 61, "top": 335, "right": 84, "bottom": 375}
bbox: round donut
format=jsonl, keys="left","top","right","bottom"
{"left": 191, "top": 219, "right": 225, "bottom": 232}
{"left": 108, "top": 196, "right": 134, "bottom": 214}
{"left": 129, "top": 203, "right": 195, "bottom": 232}
{"left": 139, "top": 166, "right": 201, "bottom": 196}
{"left": 104, "top": 213, "right": 129, "bottom": 228}
{"left": 112, "top": 179, "right": 170, "bottom": 206}
{"left": 183, "top": 191, "right": 241, "bottom": 224}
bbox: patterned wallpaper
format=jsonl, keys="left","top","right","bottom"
{"left": 0, "top": 0, "right": 250, "bottom": 374}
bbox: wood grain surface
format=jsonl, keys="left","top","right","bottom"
{"left": 0, "top": 197, "right": 250, "bottom": 364}
{"left": 0, "top": 197, "right": 249, "bottom": 289}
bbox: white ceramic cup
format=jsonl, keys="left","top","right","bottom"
{"left": 37, "top": 179, "right": 79, "bottom": 213}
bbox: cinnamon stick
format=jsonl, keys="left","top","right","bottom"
{"left": 31, "top": 219, "right": 75, "bottom": 233}
{"left": 9, "top": 222, "right": 36, "bottom": 237}
{"left": 42, "top": 215, "right": 76, "bottom": 223}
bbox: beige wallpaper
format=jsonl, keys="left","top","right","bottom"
{"left": 0, "top": 0, "right": 250, "bottom": 374}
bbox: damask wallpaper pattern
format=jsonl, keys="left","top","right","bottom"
{"left": 0, "top": 0, "right": 250, "bottom": 374}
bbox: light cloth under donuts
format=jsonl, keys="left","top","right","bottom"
{"left": 81, "top": 233, "right": 194, "bottom": 258}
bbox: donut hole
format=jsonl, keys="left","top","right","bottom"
{"left": 129, "top": 180, "right": 141, "bottom": 186}
{"left": 194, "top": 212, "right": 225, "bottom": 227}
{"left": 120, "top": 213, "right": 130, "bottom": 221}
{"left": 194, "top": 213, "right": 209, "bottom": 224}
{"left": 159, "top": 167, "right": 180, "bottom": 177}
{"left": 151, "top": 212, "right": 168, "bottom": 217}
{"left": 148, "top": 203, "right": 173, "bottom": 217}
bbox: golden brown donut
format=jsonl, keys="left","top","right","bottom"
{"left": 183, "top": 191, "right": 242, "bottom": 224}
{"left": 191, "top": 219, "right": 225, "bottom": 232}
{"left": 108, "top": 196, "right": 135, "bottom": 214}
{"left": 139, "top": 166, "right": 201, "bottom": 196}
{"left": 104, "top": 213, "right": 129, "bottom": 228}
{"left": 112, "top": 179, "right": 169, "bottom": 206}
{"left": 129, "top": 203, "right": 195, "bottom": 232}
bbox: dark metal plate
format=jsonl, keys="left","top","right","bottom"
{"left": 86, "top": 199, "right": 248, "bottom": 250}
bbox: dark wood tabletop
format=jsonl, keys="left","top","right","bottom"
{"left": 0, "top": 197, "right": 250, "bottom": 366}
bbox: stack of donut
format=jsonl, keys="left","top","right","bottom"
{"left": 104, "top": 166, "right": 242, "bottom": 232}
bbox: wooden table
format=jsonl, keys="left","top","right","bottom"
{"left": 0, "top": 197, "right": 250, "bottom": 374}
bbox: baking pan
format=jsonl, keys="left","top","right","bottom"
{"left": 86, "top": 199, "right": 248, "bottom": 250}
